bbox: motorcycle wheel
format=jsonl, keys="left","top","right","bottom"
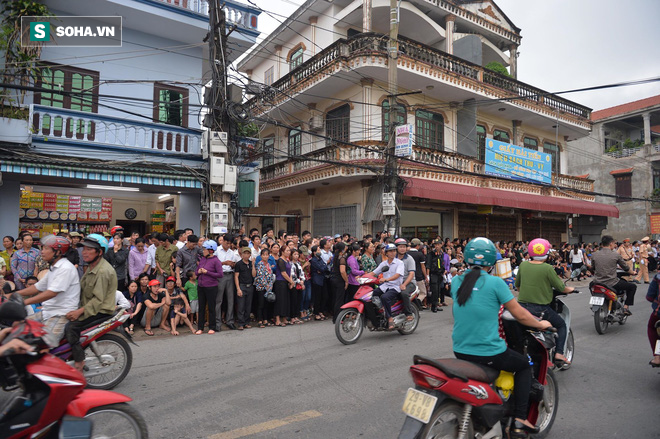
{"left": 421, "top": 401, "right": 474, "bottom": 439}
{"left": 85, "top": 403, "right": 148, "bottom": 438}
{"left": 335, "top": 309, "right": 363, "bottom": 345}
{"left": 560, "top": 329, "right": 574, "bottom": 371}
{"left": 84, "top": 333, "right": 132, "bottom": 390}
{"left": 534, "top": 369, "right": 559, "bottom": 438}
{"left": 594, "top": 304, "right": 609, "bottom": 335}
{"left": 398, "top": 304, "right": 420, "bottom": 335}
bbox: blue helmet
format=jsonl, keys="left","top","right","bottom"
{"left": 202, "top": 240, "right": 218, "bottom": 252}
{"left": 78, "top": 233, "right": 109, "bottom": 252}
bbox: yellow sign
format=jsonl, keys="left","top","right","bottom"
{"left": 477, "top": 205, "right": 493, "bottom": 215}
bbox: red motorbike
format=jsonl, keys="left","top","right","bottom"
{"left": 0, "top": 294, "right": 148, "bottom": 439}
{"left": 335, "top": 271, "right": 420, "bottom": 345}
{"left": 398, "top": 312, "right": 558, "bottom": 439}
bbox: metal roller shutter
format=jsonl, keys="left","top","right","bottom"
{"left": 458, "top": 213, "right": 487, "bottom": 239}
{"left": 313, "top": 205, "right": 359, "bottom": 237}
{"left": 488, "top": 216, "right": 517, "bottom": 243}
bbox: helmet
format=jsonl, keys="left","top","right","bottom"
{"left": 528, "top": 238, "right": 551, "bottom": 261}
{"left": 394, "top": 238, "right": 408, "bottom": 246}
{"left": 464, "top": 237, "right": 497, "bottom": 267}
{"left": 41, "top": 234, "right": 71, "bottom": 255}
{"left": 383, "top": 243, "right": 397, "bottom": 252}
{"left": 148, "top": 279, "right": 161, "bottom": 287}
{"left": 78, "top": 233, "right": 109, "bottom": 252}
{"left": 110, "top": 226, "right": 124, "bottom": 236}
{"left": 202, "top": 240, "right": 218, "bottom": 252}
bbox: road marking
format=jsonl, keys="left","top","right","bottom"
{"left": 208, "top": 410, "right": 322, "bottom": 439}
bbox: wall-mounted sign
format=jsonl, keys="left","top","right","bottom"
{"left": 485, "top": 138, "right": 552, "bottom": 184}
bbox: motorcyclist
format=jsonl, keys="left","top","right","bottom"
{"left": 17, "top": 235, "right": 81, "bottom": 347}
{"left": 65, "top": 234, "right": 117, "bottom": 372}
{"left": 515, "top": 238, "right": 575, "bottom": 366}
{"left": 591, "top": 235, "right": 636, "bottom": 315}
{"left": 451, "top": 237, "right": 551, "bottom": 436}
{"left": 365, "top": 244, "right": 404, "bottom": 330}
{"left": 395, "top": 238, "right": 415, "bottom": 321}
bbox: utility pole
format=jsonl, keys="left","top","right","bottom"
{"left": 383, "top": 0, "right": 399, "bottom": 237}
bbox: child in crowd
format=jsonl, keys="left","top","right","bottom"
{"left": 182, "top": 270, "right": 198, "bottom": 326}
{"left": 169, "top": 298, "right": 195, "bottom": 335}
{"left": 164, "top": 276, "right": 191, "bottom": 335}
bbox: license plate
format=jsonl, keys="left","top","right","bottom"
{"left": 655, "top": 340, "right": 660, "bottom": 356}
{"left": 589, "top": 296, "right": 605, "bottom": 306}
{"left": 402, "top": 388, "right": 438, "bottom": 424}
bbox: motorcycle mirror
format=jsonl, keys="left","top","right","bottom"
{"left": 0, "top": 301, "right": 27, "bottom": 321}
{"left": 9, "top": 292, "right": 25, "bottom": 306}
{"left": 381, "top": 266, "right": 390, "bottom": 273}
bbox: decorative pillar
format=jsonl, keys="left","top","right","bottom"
{"left": 361, "top": 77, "right": 374, "bottom": 142}
{"left": 512, "top": 120, "right": 522, "bottom": 146}
{"left": 363, "top": 0, "right": 372, "bottom": 32}
{"left": 448, "top": 101, "right": 459, "bottom": 152}
{"left": 309, "top": 17, "right": 318, "bottom": 55}
{"left": 274, "top": 45, "right": 282, "bottom": 79}
{"left": 272, "top": 196, "right": 281, "bottom": 232}
{"left": 306, "top": 189, "right": 315, "bottom": 234}
{"left": 643, "top": 112, "right": 652, "bottom": 146}
{"left": 445, "top": 15, "right": 455, "bottom": 55}
{"left": 509, "top": 44, "right": 518, "bottom": 79}
{"left": 452, "top": 207, "right": 459, "bottom": 239}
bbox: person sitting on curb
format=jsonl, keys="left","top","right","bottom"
{"left": 141, "top": 279, "right": 171, "bottom": 336}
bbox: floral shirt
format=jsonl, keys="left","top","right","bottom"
{"left": 360, "top": 254, "right": 377, "bottom": 273}
{"left": 10, "top": 248, "right": 40, "bottom": 281}
{"left": 255, "top": 260, "right": 274, "bottom": 291}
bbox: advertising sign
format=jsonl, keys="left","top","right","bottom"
{"left": 650, "top": 214, "right": 660, "bottom": 235}
{"left": 484, "top": 138, "right": 552, "bottom": 184}
{"left": 395, "top": 124, "right": 413, "bottom": 157}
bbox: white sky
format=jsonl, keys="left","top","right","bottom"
{"left": 246, "top": 0, "right": 660, "bottom": 112}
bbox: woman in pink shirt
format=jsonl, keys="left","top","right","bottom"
{"left": 345, "top": 243, "right": 365, "bottom": 303}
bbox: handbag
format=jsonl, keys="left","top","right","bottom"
{"left": 264, "top": 290, "right": 276, "bottom": 303}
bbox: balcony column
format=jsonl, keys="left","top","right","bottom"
{"left": 272, "top": 196, "right": 281, "bottom": 231}
{"left": 361, "top": 78, "right": 374, "bottom": 141}
{"left": 306, "top": 189, "right": 315, "bottom": 234}
{"left": 509, "top": 44, "right": 518, "bottom": 79}
{"left": 275, "top": 45, "right": 282, "bottom": 80}
{"left": 309, "top": 17, "right": 318, "bottom": 55}
{"left": 512, "top": 120, "right": 522, "bottom": 146}
{"left": 445, "top": 15, "right": 456, "bottom": 55}
{"left": 599, "top": 123, "right": 605, "bottom": 151}
{"left": 363, "top": 0, "right": 372, "bottom": 32}
{"left": 643, "top": 112, "right": 652, "bottom": 146}
{"left": 447, "top": 102, "right": 459, "bottom": 153}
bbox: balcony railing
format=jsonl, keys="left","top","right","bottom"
{"left": 152, "top": 0, "right": 258, "bottom": 32}
{"left": 29, "top": 104, "right": 202, "bottom": 155}
{"left": 256, "top": 33, "right": 591, "bottom": 120}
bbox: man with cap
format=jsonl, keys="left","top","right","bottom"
{"left": 333, "top": 234, "right": 342, "bottom": 244}
{"left": 636, "top": 237, "right": 652, "bottom": 284}
{"left": 365, "top": 243, "right": 405, "bottom": 330}
{"left": 426, "top": 239, "right": 446, "bottom": 312}
{"left": 216, "top": 235, "right": 239, "bottom": 330}
{"left": 395, "top": 238, "right": 416, "bottom": 320}
{"left": 617, "top": 238, "right": 634, "bottom": 280}
{"left": 234, "top": 247, "right": 256, "bottom": 330}
{"left": 408, "top": 238, "right": 428, "bottom": 307}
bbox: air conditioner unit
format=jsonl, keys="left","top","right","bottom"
{"left": 210, "top": 202, "right": 228, "bottom": 213}
{"left": 309, "top": 115, "right": 323, "bottom": 132}
{"left": 209, "top": 157, "right": 225, "bottom": 185}
{"left": 223, "top": 165, "right": 237, "bottom": 193}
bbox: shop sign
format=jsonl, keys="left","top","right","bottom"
{"left": 477, "top": 205, "right": 493, "bottom": 215}
{"left": 650, "top": 214, "right": 660, "bottom": 235}
{"left": 20, "top": 191, "right": 111, "bottom": 214}
{"left": 395, "top": 124, "right": 413, "bottom": 157}
{"left": 484, "top": 138, "right": 552, "bottom": 184}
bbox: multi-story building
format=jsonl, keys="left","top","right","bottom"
{"left": 0, "top": 0, "right": 259, "bottom": 238}
{"left": 237, "top": 0, "right": 616, "bottom": 244}
{"left": 567, "top": 95, "right": 660, "bottom": 240}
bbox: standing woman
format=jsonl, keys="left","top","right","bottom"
{"left": 105, "top": 233, "right": 129, "bottom": 292}
{"left": 289, "top": 249, "right": 304, "bottom": 324}
{"left": 346, "top": 243, "right": 365, "bottom": 303}
{"left": 11, "top": 233, "right": 39, "bottom": 290}
{"left": 273, "top": 246, "right": 293, "bottom": 326}
{"left": 254, "top": 248, "right": 274, "bottom": 328}
{"left": 646, "top": 275, "right": 660, "bottom": 367}
{"left": 0, "top": 236, "right": 15, "bottom": 281}
{"left": 570, "top": 243, "right": 583, "bottom": 274}
{"left": 330, "top": 242, "right": 348, "bottom": 323}
{"left": 310, "top": 245, "right": 330, "bottom": 320}
{"left": 195, "top": 240, "right": 224, "bottom": 334}
{"left": 128, "top": 237, "right": 148, "bottom": 281}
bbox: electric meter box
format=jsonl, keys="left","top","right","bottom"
{"left": 209, "top": 202, "right": 228, "bottom": 214}
{"left": 209, "top": 157, "right": 225, "bottom": 185}
{"left": 223, "top": 165, "right": 237, "bottom": 193}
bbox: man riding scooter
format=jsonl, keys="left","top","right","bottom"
{"left": 394, "top": 238, "right": 416, "bottom": 322}
{"left": 592, "top": 235, "right": 637, "bottom": 315}
{"left": 365, "top": 244, "right": 405, "bottom": 330}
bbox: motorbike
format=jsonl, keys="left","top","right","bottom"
{"left": 542, "top": 291, "right": 576, "bottom": 371}
{"left": 398, "top": 313, "right": 559, "bottom": 439}
{"left": 1, "top": 307, "right": 136, "bottom": 390}
{"left": 335, "top": 269, "right": 420, "bottom": 345}
{"left": 589, "top": 270, "right": 629, "bottom": 335}
{"left": 0, "top": 294, "right": 148, "bottom": 439}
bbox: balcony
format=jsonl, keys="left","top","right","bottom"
{"left": 29, "top": 104, "right": 202, "bottom": 156}
{"left": 252, "top": 33, "right": 591, "bottom": 132}
{"left": 259, "top": 144, "right": 595, "bottom": 197}
{"left": 152, "top": 0, "right": 259, "bottom": 34}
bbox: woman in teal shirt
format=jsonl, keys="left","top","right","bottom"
{"left": 451, "top": 238, "right": 551, "bottom": 435}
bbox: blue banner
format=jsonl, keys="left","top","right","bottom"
{"left": 484, "top": 138, "right": 552, "bottom": 184}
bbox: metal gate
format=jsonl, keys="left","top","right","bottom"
{"left": 313, "top": 205, "right": 359, "bottom": 237}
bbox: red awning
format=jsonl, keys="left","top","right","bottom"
{"left": 404, "top": 178, "right": 619, "bottom": 218}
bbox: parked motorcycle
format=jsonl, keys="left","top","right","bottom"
{"left": 398, "top": 314, "right": 558, "bottom": 439}
{"left": 0, "top": 294, "right": 148, "bottom": 439}
{"left": 589, "top": 271, "right": 629, "bottom": 335}
{"left": 335, "top": 270, "right": 420, "bottom": 345}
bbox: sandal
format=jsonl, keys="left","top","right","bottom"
{"left": 314, "top": 315, "right": 323, "bottom": 321}
{"left": 245, "top": 324, "right": 252, "bottom": 329}
{"left": 195, "top": 330, "right": 203, "bottom": 335}
{"left": 144, "top": 329, "right": 154, "bottom": 336}
{"left": 649, "top": 360, "right": 660, "bottom": 368}
{"left": 259, "top": 323, "right": 266, "bottom": 328}
{"left": 208, "top": 330, "right": 215, "bottom": 334}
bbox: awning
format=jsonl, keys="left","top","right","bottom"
{"left": 404, "top": 178, "right": 619, "bottom": 218}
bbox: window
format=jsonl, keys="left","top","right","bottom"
{"left": 35, "top": 64, "right": 99, "bottom": 139}
{"left": 154, "top": 83, "right": 188, "bottom": 128}
{"left": 264, "top": 66, "right": 274, "bottom": 86}
{"left": 523, "top": 137, "right": 538, "bottom": 151}
{"left": 476, "top": 124, "right": 486, "bottom": 161}
{"left": 326, "top": 104, "right": 350, "bottom": 147}
{"left": 614, "top": 172, "right": 632, "bottom": 202}
{"left": 415, "top": 110, "right": 444, "bottom": 150}
{"left": 262, "top": 137, "right": 275, "bottom": 166}
{"left": 543, "top": 142, "right": 559, "bottom": 174}
{"left": 289, "top": 47, "right": 303, "bottom": 70}
{"left": 493, "top": 129, "right": 510, "bottom": 143}
{"left": 654, "top": 168, "right": 660, "bottom": 192}
{"left": 288, "top": 128, "right": 302, "bottom": 156}
{"left": 381, "top": 99, "right": 406, "bottom": 142}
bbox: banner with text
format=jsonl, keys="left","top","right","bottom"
{"left": 484, "top": 138, "right": 552, "bottom": 184}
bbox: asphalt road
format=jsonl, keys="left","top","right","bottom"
{"left": 114, "top": 278, "right": 659, "bottom": 439}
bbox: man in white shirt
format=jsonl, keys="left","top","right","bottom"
{"left": 143, "top": 233, "right": 160, "bottom": 275}
{"left": 18, "top": 235, "right": 80, "bottom": 347}
{"left": 216, "top": 235, "right": 239, "bottom": 330}
{"left": 174, "top": 230, "right": 186, "bottom": 250}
